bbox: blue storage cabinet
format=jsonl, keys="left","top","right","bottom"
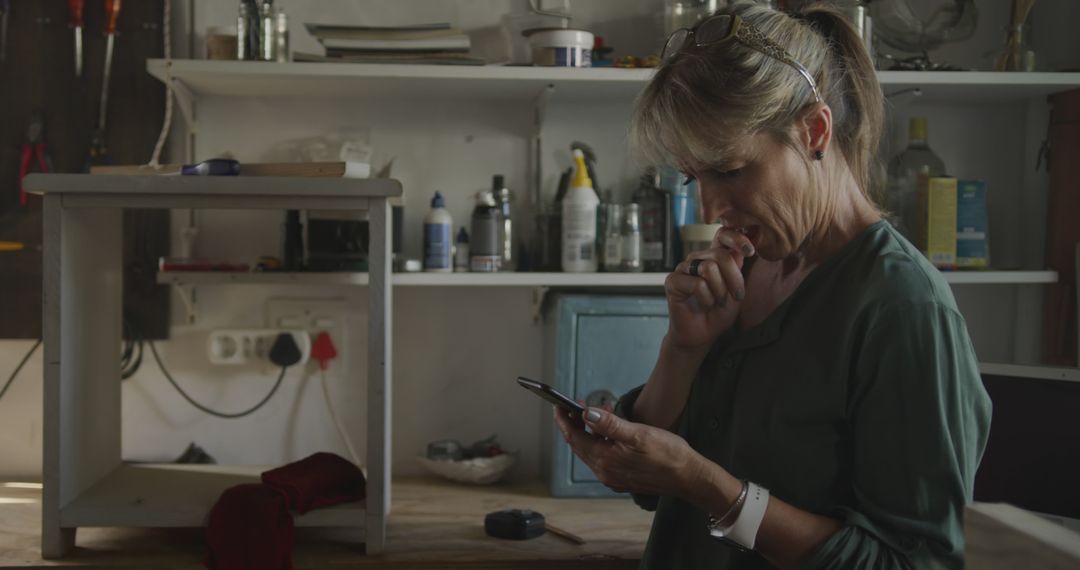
{"left": 542, "top": 294, "right": 669, "bottom": 497}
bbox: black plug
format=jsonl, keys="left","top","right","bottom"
{"left": 269, "top": 333, "right": 302, "bottom": 367}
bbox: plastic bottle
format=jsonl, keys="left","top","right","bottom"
{"left": 454, "top": 227, "right": 470, "bottom": 272}
{"left": 561, "top": 149, "right": 599, "bottom": 272}
{"left": 423, "top": 191, "right": 452, "bottom": 272}
{"left": 470, "top": 190, "right": 503, "bottom": 272}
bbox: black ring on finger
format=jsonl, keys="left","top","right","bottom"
{"left": 688, "top": 259, "right": 704, "bottom": 277}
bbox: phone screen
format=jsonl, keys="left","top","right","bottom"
{"left": 516, "top": 376, "right": 585, "bottom": 415}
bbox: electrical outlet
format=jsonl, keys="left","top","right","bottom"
{"left": 267, "top": 298, "right": 350, "bottom": 372}
{"left": 207, "top": 329, "right": 311, "bottom": 366}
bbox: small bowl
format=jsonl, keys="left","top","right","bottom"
{"left": 416, "top": 454, "right": 516, "bottom": 485}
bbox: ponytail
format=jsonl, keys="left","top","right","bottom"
{"left": 798, "top": 6, "right": 885, "bottom": 203}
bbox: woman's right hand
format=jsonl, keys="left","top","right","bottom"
{"left": 665, "top": 228, "right": 756, "bottom": 352}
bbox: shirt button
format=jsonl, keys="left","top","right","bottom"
{"left": 709, "top": 417, "right": 720, "bottom": 430}
{"left": 720, "top": 358, "right": 734, "bottom": 369}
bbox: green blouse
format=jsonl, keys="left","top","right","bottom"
{"left": 616, "top": 221, "right": 992, "bottom": 569}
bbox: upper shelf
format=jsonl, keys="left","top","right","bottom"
{"left": 146, "top": 60, "right": 1080, "bottom": 104}
{"left": 23, "top": 173, "right": 401, "bottom": 210}
{"left": 157, "top": 269, "right": 1059, "bottom": 288}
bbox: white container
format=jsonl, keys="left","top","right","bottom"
{"left": 525, "top": 28, "right": 594, "bottom": 67}
{"left": 423, "top": 192, "right": 453, "bottom": 272}
{"left": 680, "top": 223, "right": 724, "bottom": 254}
{"left": 562, "top": 150, "right": 599, "bottom": 272}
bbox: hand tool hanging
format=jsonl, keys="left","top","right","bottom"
{"left": 69, "top": 0, "right": 86, "bottom": 77}
{"left": 19, "top": 112, "right": 52, "bottom": 207}
{"left": 89, "top": 0, "right": 122, "bottom": 166}
{"left": 0, "top": 0, "right": 10, "bottom": 62}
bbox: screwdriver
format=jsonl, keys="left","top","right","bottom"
{"left": 99, "top": 0, "right": 122, "bottom": 130}
{"left": 69, "top": 0, "right": 85, "bottom": 77}
{"left": 0, "top": 0, "right": 10, "bottom": 62}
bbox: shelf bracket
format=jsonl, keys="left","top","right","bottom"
{"left": 171, "top": 282, "right": 198, "bottom": 325}
{"left": 531, "top": 286, "right": 551, "bottom": 323}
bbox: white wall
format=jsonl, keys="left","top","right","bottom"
{"left": 3, "top": 0, "right": 1080, "bottom": 481}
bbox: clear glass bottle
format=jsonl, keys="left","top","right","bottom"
{"left": 602, "top": 204, "right": 623, "bottom": 272}
{"left": 621, "top": 203, "right": 643, "bottom": 273}
{"left": 493, "top": 176, "right": 514, "bottom": 271}
{"left": 887, "top": 117, "right": 945, "bottom": 241}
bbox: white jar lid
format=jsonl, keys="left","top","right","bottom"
{"left": 523, "top": 28, "right": 595, "bottom": 49}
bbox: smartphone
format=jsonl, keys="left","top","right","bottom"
{"left": 516, "top": 376, "right": 586, "bottom": 415}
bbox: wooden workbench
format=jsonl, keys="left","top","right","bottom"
{"left": 0, "top": 477, "right": 652, "bottom": 569}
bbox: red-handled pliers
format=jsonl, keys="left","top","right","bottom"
{"left": 19, "top": 113, "right": 52, "bottom": 207}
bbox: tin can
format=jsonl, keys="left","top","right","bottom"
{"left": 470, "top": 191, "right": 503, "bottom": 272}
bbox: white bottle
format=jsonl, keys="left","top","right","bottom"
{"left": 423, "top": 191, "right": 453, "bottom": 272}
{"left": 562, "top": 149, "right": 600, "bottom": 273}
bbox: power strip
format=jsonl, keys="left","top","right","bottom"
{"left": 206, "top": 329, "right": 311, "bottom": 367}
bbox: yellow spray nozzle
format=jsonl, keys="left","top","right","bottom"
{"left": 571, "top": 149, "right": 593, "bottom": 189}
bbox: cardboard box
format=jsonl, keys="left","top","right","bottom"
{"left": 917, "top": 176, "right": 958, "bottom": 269}
{"left": 957, "top": 180, "right": 990, "bottom": 269}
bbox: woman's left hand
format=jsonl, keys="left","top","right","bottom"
{"left": 553, "top": 406, "right": 706, "bottom": 499}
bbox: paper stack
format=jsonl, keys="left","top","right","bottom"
{"left": 299, "top": 23, "right": 484, "bottom": 65}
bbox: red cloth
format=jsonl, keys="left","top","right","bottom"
{"left": 205, "top": 483, "right": 293, "bottom": 570}
{"left": 262, "top": 452, "right": 366, "bottom": 514}
{"left": 205, "top": 453, "right": 366, "bottom": 569}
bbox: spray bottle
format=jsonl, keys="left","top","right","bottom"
{"left": 561, "top": 149, "right": 599, "bottom": 273}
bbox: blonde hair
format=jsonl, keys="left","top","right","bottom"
{"left": 630, "top": 1, "right": 884, "bottom": 203}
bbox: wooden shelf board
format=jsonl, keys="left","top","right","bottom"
{"left": 59, "top": 463, "right": 366, "bottom": 528}
{"left": 157, "top": 270, "right": 1057, "bottom": 287}
{"left": 147, "top": 60, "right": 1080, "bottom": 103}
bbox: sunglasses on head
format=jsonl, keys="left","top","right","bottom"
{"left": 661, "top": 14, "right": 823, "bottom": 104}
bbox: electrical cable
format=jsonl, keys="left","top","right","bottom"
{"left": 148, "top": 340, "right": 288, "bottom": 419}
{"left": 121, "top": 318, "right": 144, "bottom": 380}
{"left": 148, "top": 0, "right": 173, "bottom": 167}
{"left": 319, "top": 369, "right": 361, "bottom": 465}
{"left": 0, "top": 339, "right": 42, "bottom": 404}
{"left": 0, "top": 341, "right": 42, "bottom": 403}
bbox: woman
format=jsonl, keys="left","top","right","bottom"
{"left": 553, "top": 3, "right": 992, "bottom": 569}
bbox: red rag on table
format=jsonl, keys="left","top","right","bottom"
{"left": 262, "top": 451, "right": 367, "bottom": 514}
{"left": 205, "top": 483, "right": 294, "bottom": 570}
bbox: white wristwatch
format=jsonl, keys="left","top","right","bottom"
{"left": 707, "top": 481, "right": 770, "bottom": 551}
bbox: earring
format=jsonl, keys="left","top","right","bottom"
{"left": 813, "top": 150, "right": 825, "bottom": 161}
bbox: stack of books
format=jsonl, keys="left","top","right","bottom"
{"left": 299, "top": 23, "right": 484, "bottom": 65}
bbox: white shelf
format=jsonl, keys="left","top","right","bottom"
{"left": 59, "top": 463, "right": 367, "bottom": 528}
{"left": 147, "top": 59, "right": 652, "bottom": 102}
{"left": 978, "top": 363, "right": 1080, "bottom": 383}
{"left": 157, "top": 269, "right": 1057, "bottom": 287}
{"left": 158, "top": 271, "right": 669, "bottom": 287}
{"left": 147, "top": 60, "right": 1080, "bottom": 103}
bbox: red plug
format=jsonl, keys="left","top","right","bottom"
{"left": 311, "top": 331, "right": 338, "bottom": 371}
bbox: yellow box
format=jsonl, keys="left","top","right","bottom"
{"left": 917, "top": 176, "right": 957, "bottom": 269}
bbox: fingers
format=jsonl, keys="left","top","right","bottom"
{"left": 582, "top": 407, "right": 637, "bottom": 445}
{"left": 553, "top": 406, "right": 602, "bottom": 457}
{"left": 711, "top": 227, "right": 756, "bottom": 257}
{"left": 666, "top": 270, "right": 716, "bottom": 306}
{"left": 671, "top": 251, "right": 745, "bottom": 307}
